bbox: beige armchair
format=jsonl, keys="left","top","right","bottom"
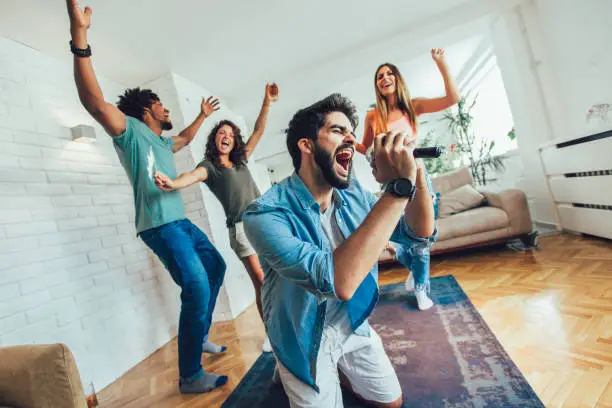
{"left": 431, "top": 167, "right": 534, "bottom": 254}
{"left": 0, "top": 343, "right": 87, "bottom": 408}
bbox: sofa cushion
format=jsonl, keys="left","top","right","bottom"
{"left": 432, "top": 167, "right": 473, "bottom": 195}
{"left": 438, "top": 184, "right": 486, "bottom": 218}
{"left": 0, "top": 343, "right": 86, "bottom": 408}
{"left": 437, "top": 206, "right": 509, "bottom": 241}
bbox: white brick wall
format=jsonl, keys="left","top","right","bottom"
{"left": 0, "top": 37, "right": 213, "bottom": 391}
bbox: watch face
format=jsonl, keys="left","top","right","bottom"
{"left": 394, "top": 178, "right": 414, "bottom": 196}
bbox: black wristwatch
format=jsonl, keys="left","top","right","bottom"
{"left": 384, "top": 178, "right": 416, "bottom": 201}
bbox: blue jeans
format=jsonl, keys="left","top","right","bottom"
{"left": 395, "top": 170, "right": 437, "bottom": 291}
{"left": 140, "top": 219, "right": 226, "bottom": 380}
{"left": 396, "top": 241, "right": 431, "bottom": 290}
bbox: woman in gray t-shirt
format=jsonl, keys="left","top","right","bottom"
{"left": 154, "top": 83, "right": 279, "bottom": 352}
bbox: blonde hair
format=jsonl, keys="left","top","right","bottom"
{"left": 372, "top": 63, "right": 418, "bottom": 135}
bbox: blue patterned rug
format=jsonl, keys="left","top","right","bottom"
{"left": 222, "top": 275, "right": 544, "bottom": 407}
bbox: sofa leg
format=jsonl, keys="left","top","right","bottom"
{"left": 519, "top": 232, "right": 539, "bottom": 249}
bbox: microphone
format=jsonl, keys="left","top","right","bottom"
{"left": 413, "top": 146, "right": 442, "bottom": 158}
{"left": 365, "top": 146, "right": 443, "bottom": 162}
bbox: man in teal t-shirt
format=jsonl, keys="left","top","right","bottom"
{"left": 66, "top": 0, "right": 228, "bottom": 394}
{"left": 113, "top": 115, "right": 186, "bottom": 234}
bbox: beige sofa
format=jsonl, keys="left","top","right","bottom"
{"left": 0, "top": 343, "right": 87, "bottom": 408}
{"left": 431, "top": 167, "right": 533, "bottom": 254}
{"left": 378, "top": 167, "right": 533, "bottom": 262}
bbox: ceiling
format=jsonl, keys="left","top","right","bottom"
{"left": 0, "top": 0, "right": 521, "bottom": 162}
{"left": 0, "top": 0, "right": 475, "bottom": 88}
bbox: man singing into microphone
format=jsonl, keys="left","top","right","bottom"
{"left": 243, "top": 94, "right": 436, "bottom": 407}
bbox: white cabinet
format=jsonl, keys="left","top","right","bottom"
{"left": 539, "top": 131, "right": 612, "bottom": 240}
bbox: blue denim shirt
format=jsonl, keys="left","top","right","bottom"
{"left": 243, "top": 174, "right": 434, "bottom": 391}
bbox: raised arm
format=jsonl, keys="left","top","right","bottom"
{"left": 172, "top": 96, "right": 220, "bottom": 153}
{"left": 413, "top": 48, "right": 460, "bottom": 115}
{"left": 154, "top": 167, "right": 208, "bottom": 192}
{"left": 66, "top": 0, "right": 126, "bottom": 137}
{"left": 244, "top": 83, "right": 279, "bottom": 160}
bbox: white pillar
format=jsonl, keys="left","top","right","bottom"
{"left": 489, "top": 4, "right": 556, "bottom": 225}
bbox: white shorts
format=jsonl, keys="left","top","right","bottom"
{"left": 276, "top": 326, "right": 402, "bottom": 408}
{"left": 228, "top": 222, "right": 256, "bottom": 259}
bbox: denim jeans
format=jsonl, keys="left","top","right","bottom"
{"left": 395, "top": 170, "right": 438, "bottom": 291}
{"left": 396, "top": 241, "right": 432, "bottom": 289}
{"left": 140, "top": 219, "right": 226, "bottom": 380}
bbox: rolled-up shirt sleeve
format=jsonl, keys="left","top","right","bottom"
{"left": 243, "top": 204, "right": 337, "bottom": 301}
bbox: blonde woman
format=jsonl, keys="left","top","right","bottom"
{"left": 357, "top": 48, "right": 459, "bottom": 310}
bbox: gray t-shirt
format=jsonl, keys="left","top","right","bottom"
{"left": 198, "top": 160, "right": 261, "bottom": 227}
{"left": 320, "top": 201, "right": 351, "bottom": 333}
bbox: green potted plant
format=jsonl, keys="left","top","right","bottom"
{"left": 441, "top": 95, "right": 503, "bottom": 185}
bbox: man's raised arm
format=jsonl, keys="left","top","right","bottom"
{"left": 66, "top": 0, "right": 125, "bottom": 137}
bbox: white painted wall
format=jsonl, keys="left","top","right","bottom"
{"left": 264, "top": 150, "right": 295, "bottom": 186}
{"left": 532, "top": 0, "right": 612, "bottom": 139}
{"left": 489, "top": 0, "right": 612, "bottom": 225}
{"left": 490, "top": 4, "right": 559, "bottom": 225}
{"left": 0, "top": 37, "right": 215, "bottom": 391}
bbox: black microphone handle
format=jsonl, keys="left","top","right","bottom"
{"left": 413, "top": 146, "right": 442, "bottom": 159}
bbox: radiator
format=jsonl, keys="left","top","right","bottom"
{"left": 539, "top": 129, "right": 612, "bottom": 240}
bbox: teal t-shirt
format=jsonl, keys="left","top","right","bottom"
{"left": 113, "top": 116, "right": 185, "bottom": 234}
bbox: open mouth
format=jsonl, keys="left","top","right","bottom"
{"left": 334, "top": 147, "right": 354, "bottom": 176}
{"left": 382, "top": 82, "right": 393, "bottom": 90}
{"left": 220, "top": 139, "right": 232, "bottom": 149}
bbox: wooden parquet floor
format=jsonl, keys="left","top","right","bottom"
{"left": 97, "top": 234, "right": 612, "bottom": 408}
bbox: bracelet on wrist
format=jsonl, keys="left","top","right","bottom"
{"left": 69, "top": 40, "right": 92, "bottom": 58}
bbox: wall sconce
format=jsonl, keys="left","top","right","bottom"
{"left": 71, "top": 125, "right": 96, "bottom": 143}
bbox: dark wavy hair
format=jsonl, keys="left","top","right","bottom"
{"left": 204, "top": 120, "right": 247, "bottom": 168}
{"left": 116, "top": 88, "right": 159, "bottom": 121}
{"left": 286, "top": 93, "right": 358, "bottom": 171}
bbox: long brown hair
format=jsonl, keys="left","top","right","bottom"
{"left": 372, "top": 63, "right": 418, "bottom": 135}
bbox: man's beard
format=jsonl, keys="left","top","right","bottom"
{"left": 161, "top": 120, "right": 173, "bottom": 131}
{"left": 313, "top": 142, "right": 352, "bottom": 189}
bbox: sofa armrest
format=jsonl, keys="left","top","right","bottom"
{"left": 0, "top": 343, "right": 86, "bottom": 408}
{"left": 479, "top": 189, "right": 533, "bottom": 235}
